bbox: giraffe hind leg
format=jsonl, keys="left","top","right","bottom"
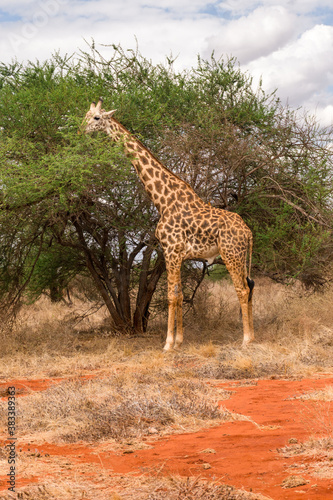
{"left": 225, "top": 261, "right": 255, "bottom": 346}
{"left": 239, "top": 278, "right": 254, "bottom": 316}
{"left": 246, "top": 277, "right": 255, "bottom": 302}
{"left": 246, "top": 277, "right": 254, "bottom": 343}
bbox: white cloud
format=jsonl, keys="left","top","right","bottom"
{"left": 314, "top": 104, "right": 333, "bottom": 126}
{"left": 245, "top": 24, "right": 333, "bottom": 105}
{"left": 204, "top": 6, "right": 299, "bottom": 64}
{"left": 217, "top": 0, "right": 333, "bottom": 17}
{"left": 0, "top": 0, "right": 222, "bottom": 68}
{"left": 0, "top": 1, "right": 333, "bottom": 125}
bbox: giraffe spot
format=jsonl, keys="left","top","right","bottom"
{"left": 175, "top": 242, "right": 184, "bottom": 252}
{"left": 160, "top": 196, "right": 166, "bottom": 205}
{"left": 141, "top": 155, "right": 149, "bottom": 165}
{"left": 178, "top": 191, "right": 186, "bottom": 203}
{"left": 164, "top": 186, "right": 170, "bottom": 196}
{"left": 127, "top": 142, "right": 135, "bottom": 150}
{"left": 170, "top": 181, "right": 179, "bottom": 191}
{"left": 187, "top": 192, "right": 194, "bottom": 202}
{"left": 147, "top": 167, "right": 154, "bottom": 177}
{"left": 169, "top": 192, "right": 176, "bottom": 202}
{"left": 155, "top": 180, "right": 162, "bottom": 193}
{"left": 161, "top": 171, "right": 168, "bottom": 183}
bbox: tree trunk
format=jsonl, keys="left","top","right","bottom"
{"left": 133, "top": 246, "right": 165, "bottom": 333}
{"left": 72, "top": 218, "right": 164, "bottom": 334}
{"left": 84, "top": 252, "right": 127, "bottom": 330}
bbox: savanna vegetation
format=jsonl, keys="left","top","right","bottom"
{"left": 1, "top": 41, "right": 333, "bottom": 500}
{"left": 0, "top": 43, "right": 332, "bottom": 334}
{"left": 1, "top": 279, "right": 333, "bottom": 498}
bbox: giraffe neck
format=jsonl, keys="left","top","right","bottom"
{"left": 108, "top": 118, "right": 205, "bottom": 215}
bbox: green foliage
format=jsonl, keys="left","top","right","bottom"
{"left": 0, "top": 43, "right": 332, "bottom": 326}
{"left": 25, "top": 244, "right": 83, "bottom": 303}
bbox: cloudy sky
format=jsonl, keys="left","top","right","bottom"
{"left": 0, "top": 0, "right": 333, "bottom": 125}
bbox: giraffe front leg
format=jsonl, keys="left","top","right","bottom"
{"left": 174, "top": 282, "right": 184, "bottom": 349}
{"left": 164, "top": 294, "right": 176, "bottom": 351}
{"left": 163, "top": 261, "right": 183, "bottom": 351}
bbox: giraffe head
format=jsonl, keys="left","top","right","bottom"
{"left": 81, "top": 98, "right": 117, "bottom": 135}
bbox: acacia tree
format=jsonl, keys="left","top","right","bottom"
{"left": 0, "top": 44, "right": 332, "bottom": 331}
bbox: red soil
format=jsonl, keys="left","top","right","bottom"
{"left": 0, "top": 377, "right": 64, "bottom": 396}
{"left": 1, "top": 375, "right": 333, "bottom": 499}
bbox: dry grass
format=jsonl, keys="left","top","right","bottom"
{"left": 184, "top": 278, "right": 333, "bottom": 379}
{"left": 0, "top": 279, "right": 332, "bottom": 497}
{"left": 0, "top": 278, "right": 332, "bottom": 381}
{"left": 279, "top": 385, "right": 333, "bottom": 480}
{"left": 278, "top": 434, "right": 333, "bottom": 480}
{"left": 0, "top": 364, "right": 231, "bottom": 446}
{"left": 0, "top": 475, "right": 271, "bottom": 500}
{"left": 0, "top": 483, "right": 91, "bottom": 500}
{"left": 292, "top": 385, "right": 333, "bottom": 402}
{"left": 290, "top": 386, "right": 333, "bottom": 441}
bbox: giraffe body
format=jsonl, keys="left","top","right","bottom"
{"left": 82, "top": 99, "right": 255, "bottom": 350}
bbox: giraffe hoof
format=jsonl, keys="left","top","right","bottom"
{"left": 173, "top": 343, "right": 183, "bottom": 350}
{"left": 242, "top": 339, "right": 254, "bottom": 348}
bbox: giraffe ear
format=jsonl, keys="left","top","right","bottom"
{"left": 104, "top": 109, "right": 117, "bottom": 117}
{"left": 90, "top": 101, "right": 96, "bottom": 111}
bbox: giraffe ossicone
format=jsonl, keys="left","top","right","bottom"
{"left": 82, "top": 99, "right": 255, "bottom": 350}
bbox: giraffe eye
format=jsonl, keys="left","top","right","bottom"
{"left": 94, "top": 116, "right": 100, "bottom": 121}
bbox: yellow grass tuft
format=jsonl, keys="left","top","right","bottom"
{"left": 188, "top": 340, "right": 218, "bottom": 358}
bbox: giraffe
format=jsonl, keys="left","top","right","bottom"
{"left": 82, "top": 98, "right": 255, "bottom": 351}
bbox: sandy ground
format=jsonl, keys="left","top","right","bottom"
{"left": 1, "top": 374, "right": 333, "bottom": 499}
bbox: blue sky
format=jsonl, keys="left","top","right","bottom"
{"left": 0, "top": 0, "right": 333, "bottom": 125}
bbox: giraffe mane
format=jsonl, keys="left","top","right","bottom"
{"left": 110, "top": 115, "right": 198, "bottom": 196}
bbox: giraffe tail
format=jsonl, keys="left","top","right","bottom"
{"left": 246, "top": 234, "right": 254, "bottom": 302}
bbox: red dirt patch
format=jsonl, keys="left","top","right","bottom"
{"left": 0, "top": 378, "right": 64, "bottom": 398}
{"left": 0, "top": 373, "right": 101, "bottom": 399}
{"left": 1, "top": 376, "right": 333, "bottom": 499}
